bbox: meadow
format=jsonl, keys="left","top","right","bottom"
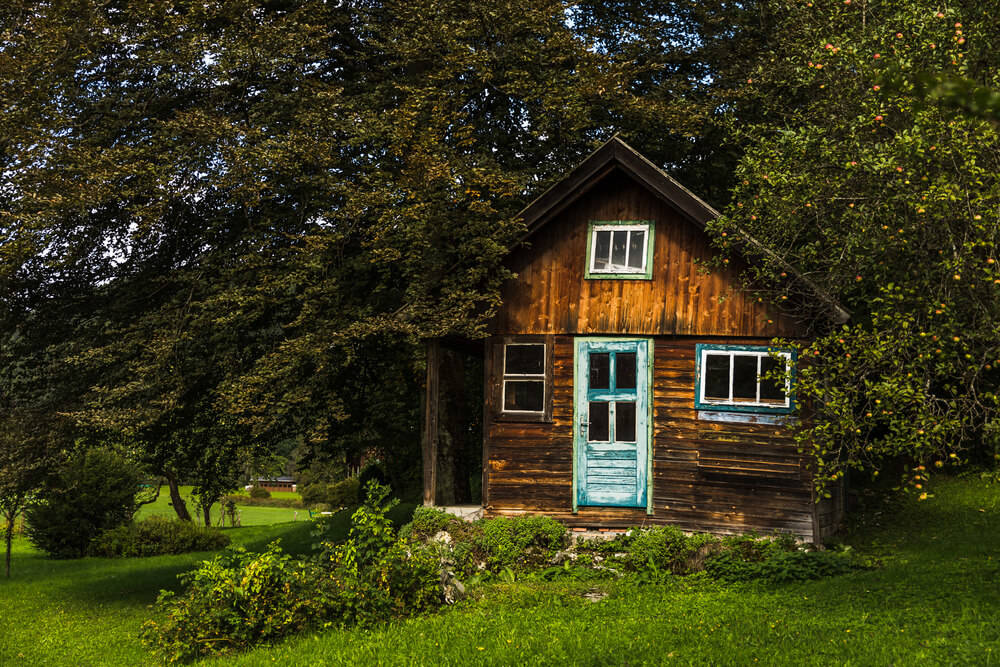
{"left": 2, "top": 476, "right": 998, "bottom": 666}
{"left": 136, "top": 486, "right": 308, "bottom": 526}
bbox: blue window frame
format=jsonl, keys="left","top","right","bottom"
{"left": 695, "top": 344, "right": 796, "bottom": 414}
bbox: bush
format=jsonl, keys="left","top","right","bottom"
{"left": 356, "top": 463, "right": 388, "bottom": 502}
{"left": 25, "top": 447, "right": 143, "bottom": 559}
{"left": 143, "top": 482, "right": 442, "bottom": 663}
{"left": 299, "top": 477, "right": 360, "bottom": 509}
{"left": 474, "top": 515, "right": 567, "bottom": 571}
{"left": 221, "top": 493, "right": 302, "bottom": 509}
{"left": 399, "top": 506, "right": 463, "bottom": 541}
{"left": 705, "top": 548, "right": 856, "bottom": 584}
{"left": 626, "top": 526, "right": 719, "bottom": 574}
{"left": 248, "top": 486, "right": 271, "bottom": 499}
{"left": 328, "top": 477, "right": 360, "bottom": 508}
{"left": 298, "top": 482, "right": 327, "bottom": 508}
{"left": 90, "top": 516, "right": 230, "bottom": 558}
{"left": 141, "top": 544, "right": 334, "bottom": 663}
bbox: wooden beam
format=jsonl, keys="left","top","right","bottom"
{"left": 481, "top": 338, "right": 492, "bottom": 508}
{"left": 422, "top": 339, "right": 440, "bottom": 506}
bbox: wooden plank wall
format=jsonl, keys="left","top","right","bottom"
{"left": 486, "top": 335, "right": 820, "bottom": 540}
{"left": 494, "top": 169, "right": 804, "bottom": 338}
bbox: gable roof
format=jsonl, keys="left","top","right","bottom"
{"left": 516, "top": 135, "right": 850, "bottom": 326}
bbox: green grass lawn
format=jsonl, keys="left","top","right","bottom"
{"left": 137, "top": 485, "right": 306, "bottom": 526}
{"left": 3, "top": 477, "right": 999, "bottom": 666}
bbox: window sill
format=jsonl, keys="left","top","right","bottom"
{"left": 495, "top": 412, "right": 551, "bottom": 424}
{"left": 697, "top": 410, "right": 795, "bottom": 425}
{"left": 584, "top": 272, "right": 653, "bottom": 280}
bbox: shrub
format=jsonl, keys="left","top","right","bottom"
{"left": 718, "top": 532, "right": 798, "bottom": 563}
{"left": 356, "top": 463, "right": 388, "bottom": 502}
{"left": 474, "top": 515, "right": 567, "bottom": 570}
{"left": 90, "top": 516, "right": 230, "bottom": 558}
{"left": 298, "top": 482, "right": 327, "bottom": 508}
{"left": 141, "top": 544, "right": 335, "bottom": 663}
{"left": 143, "top": 482, "right": 442, "bottom": 663}
{"left": 316, "top": 482, "right": 441, "bottom": 624}
{"left": 327, "top": 477, "right": 360, "bottom": 508}
{"left": 221, "top": 493, "right": 302, "bottom": 509}
{"left": 626, "top": 527, "right": 719, "bottom": 574}
{"left": 299, "top": 477, "right": 360, "bottom": 509}
{"left": 25, "top": 447, "right": 143, "bottom": 559}
{"left": 400, "top": 506, "right": 463, "bottom": 541}
{"left": 705, "top": 548, "right": 856, "bottom": 584}
{"left": 248, "top": 486, "right": 271, "bottom": 499}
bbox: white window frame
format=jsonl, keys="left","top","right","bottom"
{"left": 697, "top": 347, "right": 793, "bottom": 410}
{"left": 501, "top": 343, "right": 547, "bottom": 414}
{"left": 588, "top": 224, "right": 650, "bottom": 275}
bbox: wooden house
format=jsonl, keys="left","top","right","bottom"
{"left": 422, "top": 137, "right": 849, "bottom": 542}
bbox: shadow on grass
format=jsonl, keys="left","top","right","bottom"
{"left": 42, "top": 502, "right": 420, "bottom": 607}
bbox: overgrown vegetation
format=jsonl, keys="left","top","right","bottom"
{"left": 90, "top": 516, "right": 230, "bottom": 558}
{"left": 298, "top": 476, "right": 360, "bottom": 510}
{"left": 2, "top": 475, "right": 998, "bottom": 665}
{"left": 142, "top": 483, "right": 441, "bottom": 662}
{"left": 402, "top": 507, "right": 861, "bottom": 587}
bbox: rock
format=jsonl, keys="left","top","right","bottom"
{"left": 432, "top": 530, "right": 453, "bottom": 545}
{"left": 549, "top": 550, "right": 578, "bottom": 565}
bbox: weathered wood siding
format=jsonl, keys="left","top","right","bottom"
{"left": 479, "top": 166, "right": 832, "bottom": 539}
{"left": 485, "top": 336, "right": 819, "bottom": 540}
{"left": 493, "top": 169, "right": 804, "bottom": 338}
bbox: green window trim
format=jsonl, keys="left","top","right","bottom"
{"left": 694, "top": 344, "right": 797, "bottom": 414}
{"left": 584, "top": 220, "right": 655, "bottom": 280}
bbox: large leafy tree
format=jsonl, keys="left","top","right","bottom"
{"left": 714, "top": 0, "right": 1000, "bottom": 493}
{"left": 2, "top": 0, "right": 675, "bottom": 501}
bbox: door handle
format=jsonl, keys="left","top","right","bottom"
{"left": 579, "top": 421, "right": 590, "bottom": 437}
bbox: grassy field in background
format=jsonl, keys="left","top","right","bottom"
{"left": 2, "top": 478, "right": 999, "bottom": 665}
{"left": 137, "top": 485, "right": 307, "bottom": 526}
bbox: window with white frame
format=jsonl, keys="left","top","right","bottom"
{"left": 502, "top": 343, "right": 546, "bottom": 414}
{"left": 586, "top": 221, "right": 654, "bottom": 278}
{"left": 695, "top": 345, "right": 795, "bottom": 413}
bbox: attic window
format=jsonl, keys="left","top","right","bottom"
{"left": 585, "top": 221, "right": 654, "bottom": 280}
{"left": 695, "top": 344, "right": 796, "bottom": 414}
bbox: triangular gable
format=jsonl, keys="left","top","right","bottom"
{"left": 516, "top": 136, "right": 850, "bottom": 326}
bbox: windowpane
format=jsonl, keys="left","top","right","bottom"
{"left": 704, "top": 354, "right": 730, "bottom": 400}
{"left": 627, "top": 231, "right": 645, "bottom": 269}
{"left": 504, "top": 380, "right": 544, "bottom": 412}
{"left": 611, "top": 230, "right": 628, "bottom": 267}
{"left": 759, "top": 356, "right": 788, "bottom": 403}
{"left": 615, "top": 352, "right": 636, "bottom": 389}
{"left": 505, "top": 344, "right": 544, "bottom": 375}
{"left": 593, "top": 231, "right": 611, "bottom": 270}
{"left": 732, "top": 355, "right": 758, "bottom": 401}
{"left": 615, "top": 401, "right": 636, "bottom": 442}
{"left": 589, "top": 352, "right": 610, "bottom": 390}
{"left": 589, "top": 402, "right": 609, "bottom": 441}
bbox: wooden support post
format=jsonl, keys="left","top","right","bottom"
{"left": 481, "top": 338, "right": 491, "bottom": 509}
{"left": 422, "top": 339, "right": 440, "bottom": 506}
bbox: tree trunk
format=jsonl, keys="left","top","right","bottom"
{"left": 202, "top": 501, "right": 211, "bottom": 527}
{"left": 166, "top": 474, "right": 193, "bottom": 522}
{"left": 5, "top": 512, "right": 14, "bottom": 578}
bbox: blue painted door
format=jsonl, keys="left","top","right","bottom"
{"left": 575, "top": 339, "right": 650, "bottom": 508}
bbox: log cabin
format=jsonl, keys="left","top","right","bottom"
{"left": 422, "top": 136, "right": 849, "bottom": 542}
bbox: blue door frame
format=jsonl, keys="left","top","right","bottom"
{"left": 573, "top": 338, "right": 652, "bottom": 512}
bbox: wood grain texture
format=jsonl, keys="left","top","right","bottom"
{"left": 493, "top": 170, "right": 805, "bottom": 338}
{"left": 485, "top": 335, "right": 823, "bottom": 540}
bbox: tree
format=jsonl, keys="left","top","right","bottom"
{"left": 1, "top": 0, "right": 791, "bottom": 503}
{"left": 24, "top": 447, "right": 143, "bottom": 559}
{"left": 712, "top": 0, "right": 1000, "bottom": 493}
{"left": 0, "top": 410, "right": 57, "bottom": 577}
